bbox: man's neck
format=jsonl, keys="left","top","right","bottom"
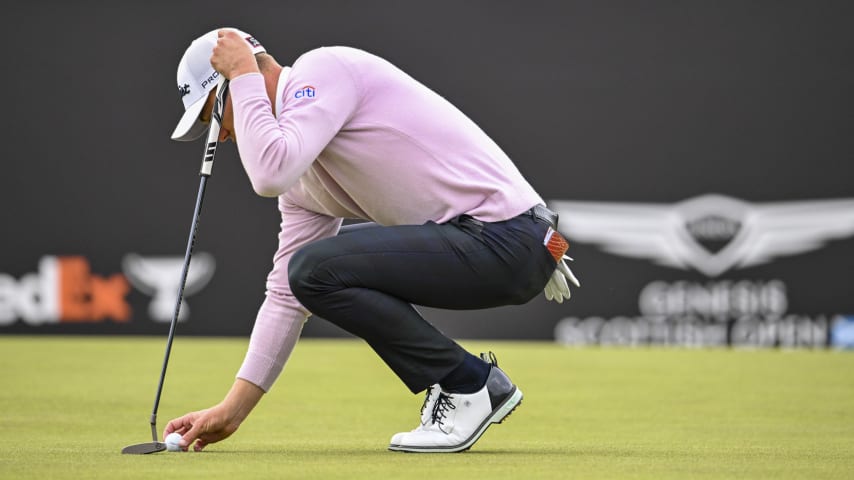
{"left": 261, "top": 62, "right": 284, "bottom": 105}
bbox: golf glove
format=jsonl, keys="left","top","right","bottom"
{"left": 543, "top": 255, "right": 580, "bottom": 303}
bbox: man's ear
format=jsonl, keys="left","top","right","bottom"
{"left": 199, "top": 89, "right": 218, "bottom": 124}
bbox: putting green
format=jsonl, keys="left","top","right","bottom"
{"left": 0, "top": 336, "right": 852, "bottom": 479}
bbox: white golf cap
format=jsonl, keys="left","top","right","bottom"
{"left": 171, "top": 28, "right": 266, "bottom": 141}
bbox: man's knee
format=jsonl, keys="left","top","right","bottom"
{"left": 288, "top": 244, "right": 328, "bottom": 304}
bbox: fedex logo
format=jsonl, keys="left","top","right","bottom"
{"left": 295, "top": 85, "right": 316, "bottom": 99}
{"left": 0, "top": 256, "right": 130, "bottom": 325}
{"left": 0, "top": 254, "right": 216, "bottom": 327}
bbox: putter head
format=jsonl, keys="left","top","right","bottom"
{"left": 122, "top": 442, "right": 167, "bottom": 454}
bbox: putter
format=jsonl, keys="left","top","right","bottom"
{"left": 122, "top": 80, "right": 230, "bottom": 454}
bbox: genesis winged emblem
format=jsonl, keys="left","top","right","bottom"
{"left": 549, "top": 194, "right": 854, "bottom": 277}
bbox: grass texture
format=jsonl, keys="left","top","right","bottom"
{"left": 0, "top": 336, "right": 852, "bottom": 479}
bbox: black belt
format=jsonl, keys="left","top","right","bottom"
{"left": 455, "top": 204, "right": 558, "bottom": 230}
{"left": 523, "top": 204, "right": 559, "bottom": 229}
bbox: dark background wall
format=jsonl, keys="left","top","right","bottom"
{"left": 1, "top": 1, "right": 852, "bottom": 345}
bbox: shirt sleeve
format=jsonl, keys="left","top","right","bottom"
{"left": 229, "top": 48, "right": 361, "bottom": 197}
{"left": 236, "top": 198, "right": 342, "bottom": 391}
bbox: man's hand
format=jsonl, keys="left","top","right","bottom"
{"left": 211, "top": 29, "right": 260, "bottom": 79}
{"left": 163, "top": 378, "right": 265, "bottom": 451}
{"left": 164, "top": 404, "right": 241, "bottom": 452}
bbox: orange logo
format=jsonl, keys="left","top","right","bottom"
{"left": 0, "top": 256, "right": 131, "bottom": 325}
{"left": 57, "top": 256, "right": 131, "bottom": 322}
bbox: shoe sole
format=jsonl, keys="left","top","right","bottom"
{"left": 387, "top": 386, "right": 523, "bottom": 453}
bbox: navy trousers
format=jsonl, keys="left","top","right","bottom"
{"left": 288, "top": 210, "right": 556, "bottom": 393}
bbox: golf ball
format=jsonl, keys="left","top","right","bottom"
{"left": 165, "top": 432, "right": 183, "bottom": 452}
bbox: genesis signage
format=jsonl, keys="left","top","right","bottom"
{"left": 549, "top": 194, "right": 854, "bottom": 349}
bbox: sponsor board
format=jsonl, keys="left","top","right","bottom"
{"left": 0, "top": 254, "right": 214, "bottom": 328}
{"left": 550, "top": 194, "right": 854, "bottom": 348}
{"left": 0, "top": 256, "right": 130, "bottom": 326}
{"left": 831, "top": 316, "right": 854, "bottom": 349}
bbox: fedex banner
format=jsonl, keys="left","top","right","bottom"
{"left": 0, "top": 255, "right": 214, "bottom": 330}
{"left": 2, "top": 2, "right": 853, "bottom": 347}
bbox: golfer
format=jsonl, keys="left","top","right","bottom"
{"left": 164, "top": 28, "right": 579, "bottom": 453}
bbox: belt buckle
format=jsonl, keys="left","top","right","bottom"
{"left": 532, "top": 205, "right": 557, "bottom": 229}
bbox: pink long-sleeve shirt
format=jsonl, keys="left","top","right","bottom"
{"left": 233, "top": 46, "right": 543, "bottom": 391}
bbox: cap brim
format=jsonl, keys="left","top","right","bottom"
{"left": 171, "top": 95, "right": 209, "bottom": 141}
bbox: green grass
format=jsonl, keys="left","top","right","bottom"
{"left": 0, "top": 336, "right": 852, "bottom": 479}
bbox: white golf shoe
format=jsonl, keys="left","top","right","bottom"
{"left": 388, "top": 353, "right": 522, "bottom": 453}
{"left": 389, "top": 383, "right": 441, "bottom": 446}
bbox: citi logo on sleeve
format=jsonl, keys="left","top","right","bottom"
{"left": 295, "top": 85, "right": 316, "bottom": 99}
{"left": 549, "top": 194, "right": 854, "bottom": 277}
{"left": 0, "top": 256, "right": 130, "bottom": 326}
{"left": 178, "top": 83, "right": 191, "bottom": 98}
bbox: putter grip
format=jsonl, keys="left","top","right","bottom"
{"left": 199, "top": 80, "right": 230, "bottom": 176}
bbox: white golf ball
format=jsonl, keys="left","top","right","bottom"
{"left": 165, "top": 432, "right": 183, "bottom": 452}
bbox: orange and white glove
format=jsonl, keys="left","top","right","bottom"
{"left": 542, "top": 227, "right": 580, "bottom": 303}
{"left": 544, "top": 255, "right": 580, "bottom": 303}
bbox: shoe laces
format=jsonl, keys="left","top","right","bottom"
{"left": 480, "top": 351, "right": 498, "bottom": 367}
{"left": 430, "top": 392, "right": 456, "bottom": 433}
{"left": 419, "top": 385, "right": 436, "bottom": 421}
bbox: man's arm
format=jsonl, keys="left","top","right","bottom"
{"left": 223, "top": 50, "right": 360, "bottom": 196}
{"left": 164, "top": 378, "right": 264, "bottom": 452}
{"left": 163, "top": 202, "right": 342, "bottom": 451}
{"left": 236, "top": 202, "right": 342, "bottom": 390}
